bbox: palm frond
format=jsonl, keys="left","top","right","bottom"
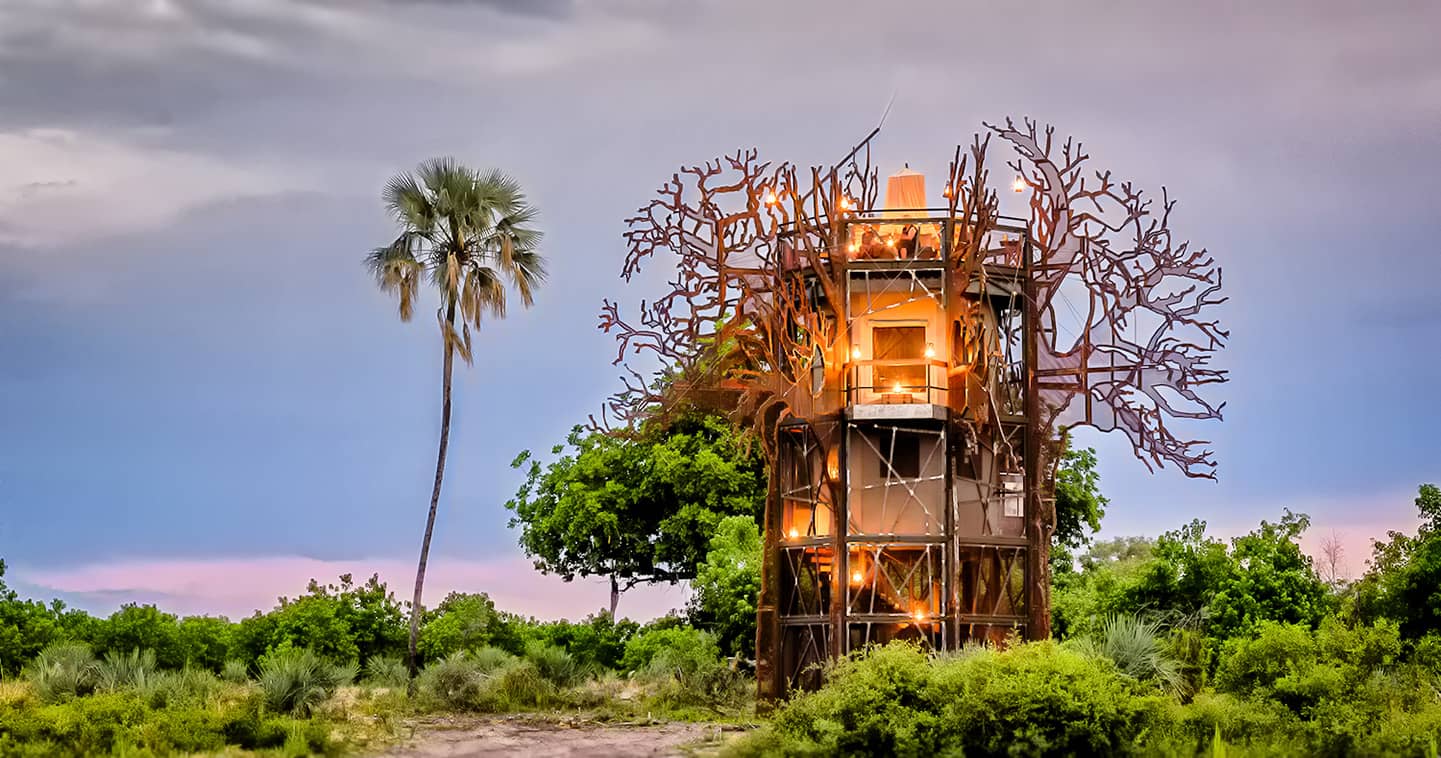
{"left": 382, "top": 173, "right": 437, "bottom": 234}
{"left": 367, "top": 159, "right": 545, "bottom": 339}
{"left": 365, "top": 235, "right": 423, "bottom": 321}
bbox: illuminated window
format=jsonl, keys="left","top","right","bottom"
{"left": 873, "top": 325, "right": 926, "bottom": 393}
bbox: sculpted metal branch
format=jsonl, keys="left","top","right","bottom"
{"left": 991, "top": 117, "right": 1228, "bottom": 478}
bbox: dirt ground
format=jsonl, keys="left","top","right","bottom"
{"left": 375, "top": 714, "right": 745, "bottom": 757}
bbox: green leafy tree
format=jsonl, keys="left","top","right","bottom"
{"left": 175, "top": 615, "right": 236, "bottom": 672}
{"left": 233, "top": 574, "right": 405, "bottom": 667}
{"left": 1052, "top": 440, "right": 1109, "bottom": 569}
{"left": 1051, "top": 537, "right": 1156, "bottom": 639}
{"left": 0, "top": 560, "right": 63, "bottom": 676}
{"left": 92, "top": 604, "right": 184, "bottom": 669}
{"left": 1353, "top": 484, "right": 1441, "bottom": 638}
{"left": 688, "top": 515, "right": 763, "bottom": 659}
{"left": 366, "top": 158, "right": 544, "bottom": 681}
{"left": 1126, "top": 511, "right": 1331, "bottom": 641}
{"left": 418, "top": 592, "right": 502, "bottom": 661}
{"left": 506, "top": 413, "right": 765, "bottom": 615}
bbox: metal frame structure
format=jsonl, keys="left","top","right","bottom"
{"left": 597, "top": 120, "right": 1227, "bottom": 699}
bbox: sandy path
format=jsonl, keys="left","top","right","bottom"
{"left": 376, "top": 715, "right": 736, "bottom": 757}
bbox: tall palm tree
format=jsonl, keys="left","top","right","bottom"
{"left": 366, "top": 159, "right": 544, "bottom": 685}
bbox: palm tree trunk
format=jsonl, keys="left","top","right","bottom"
{"left": 407, "top": 303, "right": 457, "bottom": 692}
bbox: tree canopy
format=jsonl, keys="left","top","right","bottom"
{"left": 505, "top": 414, "right": 765, "bottom": 613}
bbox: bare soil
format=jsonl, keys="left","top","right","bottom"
{"left": 376, "top": 714, "right": 742, "bottom": 757}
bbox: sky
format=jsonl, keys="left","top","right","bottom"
{"left": 0, "top": 0, "right": 1438, "bottom": 621}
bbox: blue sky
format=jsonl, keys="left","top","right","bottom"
{"left": 0, "top": 0, "right": 1437, "bottom": 619}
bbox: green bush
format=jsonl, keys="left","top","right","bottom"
{"left": 415, "top": 652, "right": 488, "bottom": 711}
{"left": 256, "top": 646, "right": 347, "bottom": 716}
{"left": 220, "top": 658, "right": 250, "bottom": 683}
{"left": 0, "top": 687, "right": 333, "bottom": 757}
{"left": 25, "top": 642, "right": 99, "bottom": 702}
{"left": 1083, "top": 614, "right": 1184, "bottom": 693}
{"left": 363, "top": 653, "right": 408, "bottom": 688}
{"left": 94, "top": 648, "right": 158, "bottom": 693}
{"left": 523, "top": 641, "right": 581, "bottom": 687}
{"left": 733, "top": 641, "right": 1167, "bottom": 757}
{"left": 620, "top": 625, "right": 718, "bottom": 674}
{"left": 414, "top": 651, "right": 557, "bottom": 712}
{"left": 138, "top": 667, "right": 222, "bottom": 709}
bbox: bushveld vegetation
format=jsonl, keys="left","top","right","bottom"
{"left": 3, "top": 463, "right": 1438, "bottom": 756}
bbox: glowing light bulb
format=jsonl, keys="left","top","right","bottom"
{"left": 893, "top": 382, "right": 903, "bottom": 393}
{"left": 765, "top": 191, "right": 779, "bottom": 205}
{"left": 851, "top": 571, "right": 863, "bottom": 584}
{"left": 848, "top": 242, "right": 859, "bottom": 253}
{"left": 924, "top": 344, "right": 935, "bottom": 359}
{"left": 787, "top": 528, "right": 800, "bottom": 540}
{"left": 885, "top": 237, "right": 895, "bottom": 247}
{"left": 943, "top": 185, "right": 952, "bottom": 198}
{"left": 851, "top": 346, "right": 862, "bottom": 360}
{"left": 912, "top": 609, "right": 928, "bottom": 622}
{"left": 1012, "top": 176, "right": 1025, "bottom": 193}
{"left": 839, "top": 196, "right": 852, "bottom": 211}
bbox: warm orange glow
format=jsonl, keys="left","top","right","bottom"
{"left": 885, "top": 237, "right": 895, "bottom": 247}
{"left": 892, "top": 382, "right": 903, "bottom": 393}
{"left": 942, "top": 185, "right": 952, "bottom": 198}
{"left": 848, "top": 242, "right": 859, "bottom": 253}
{"left": 851, "top": 570, "right": 864, "bottom": 585}
{"left": 912, "top": 609, "right": 928, "bottom": 622}
{"left": 1012, "top": 175, "right": 1025, "bottom": 193}
{"left": 838, "top": 196, "right": 852, "bottom": 211}
{"left": 851, "top": 346, "right": 862, "bottom": 360}
{"left": 787, "top": 528, "right": 800, "bottom": 540}
{"left": 924, "top": 344, "right": 935, "bottom": 359}
{"left": 765, "top": 191, "right": 779, "bottom": 205}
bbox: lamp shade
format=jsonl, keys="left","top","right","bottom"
{"left": 885, "top": 166, "right": 926, "bottom": 210}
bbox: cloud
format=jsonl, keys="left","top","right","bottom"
{"left": 378, "top": 0, "right": 576, "bottom": 18}
{"left": 0, "top": 127, "right": 304, "bottom": 247}
{"left": 19, "top": 555, "right": 687, "bottom": 621}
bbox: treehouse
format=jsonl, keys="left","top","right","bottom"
{"left": 605, "top": 121, "right": 1227, "bottom": 701}
{"left": 762, "top": 166, "right": 1037, "bottom": 693}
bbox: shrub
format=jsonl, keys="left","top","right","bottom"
{"left": 94, "top": 648, "right": 159, "bottom": 693}
{"left": 363, "top": 654, "right": 408, "bottom": 688}
{"left": 25, "top": 642, "right": 98, "bottom": 702}
{"left": 415, "top": 652, "right": 487, "bottom": 711}
{"left": 733, "top": 641, "right": 1167, "bottom": 757}
{"left": 221, "top": 659, "right": 250, "bottom": 683}
{"left": 620, "top": 625, "right": 718, "bottom": 674}
{"left": 1084, "top": 614, "right": 1184, "bottom": 693}
{"left": 256, "top": 646, "right": 346, "bottom": 716}
{"left": 494, "top": 660, "right": 555, "bottom": 708}
{"left": 470, "top": 646, "right": 515, "bottom": 673}
{"left": 139, "top": 667, "right": 222, "bottom": 709}
{"left": 524, "top": 641, "right": 581, "bottom": 687}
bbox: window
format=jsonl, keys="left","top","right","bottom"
{"left": 879, "top": 432, "right": 921, "bottom": 479}
{"left": 1001, "top": 472, "right": 1024, "bottom": 518}
{"left": 873, "top": 325, "right": 926, "bottom": 393}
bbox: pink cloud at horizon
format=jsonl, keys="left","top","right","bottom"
{"left": 18, "top": 555, "right": 689, "bottom": 622}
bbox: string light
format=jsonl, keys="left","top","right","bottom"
{"left": 1012, "top": 176, "right": 1025, "bottom": 193}
{"left": 839, "top": 196, "right": 852, "bottom": 211}
{"left": 765, "top": 190, "right": 779, "bottom": 205}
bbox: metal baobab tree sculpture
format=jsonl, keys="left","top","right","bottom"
{"left": 598, "top": 118, "right": 1226, "bottom": 697}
